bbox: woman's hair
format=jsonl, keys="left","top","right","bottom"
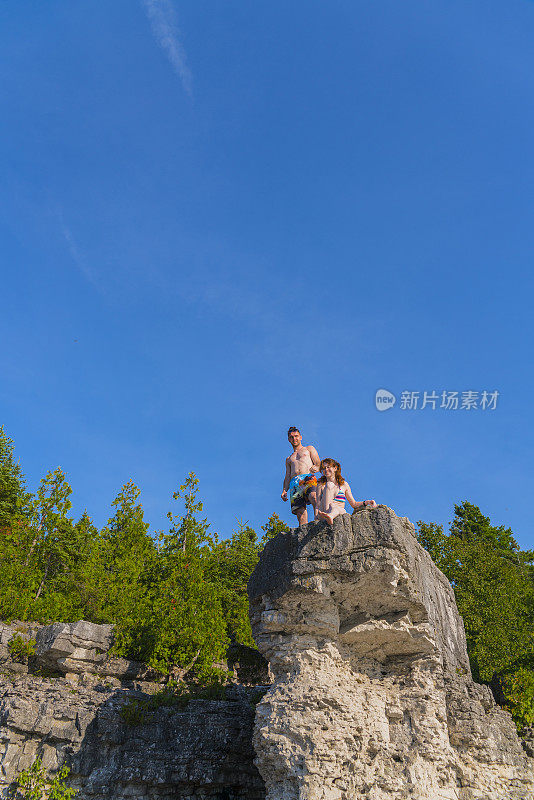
{"left": 318, "top": 458, "right": 345, "bottom": 486}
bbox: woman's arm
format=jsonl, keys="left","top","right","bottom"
{"left": 344, "top": 483, "right": 360, "bottom": 510}
{"left": 346, "top": 483, "right": 378, "bottom": 511}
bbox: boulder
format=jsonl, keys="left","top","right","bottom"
{"left": 35, "top": 621, "right": 114, "bottom": 674}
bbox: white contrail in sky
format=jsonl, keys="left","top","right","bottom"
{"left": 56, "top": 210, "right": 100, "bottom": 289}
{"left": 142, "top": 0, "right": 193, "bottom": 95}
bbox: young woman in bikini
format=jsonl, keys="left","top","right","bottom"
{"left": 315, "top": 457, "right": 377, "bottom": 526}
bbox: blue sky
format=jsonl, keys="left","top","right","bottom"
{"left": 1, "top": 0, "right": 533, "bottom": 547}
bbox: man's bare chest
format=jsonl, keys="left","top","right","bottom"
{"left": 290, "top": 448, "right": 312, "bottom": 467}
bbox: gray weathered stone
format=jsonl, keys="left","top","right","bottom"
{"left": 0, "top": 624, "right": 15, "bottom": 649}
{"left": 35, "top": 621, "right": 115, "bottom": 674}
{"left": 0, "top": 672, "right": 265, "bottom": 799}
{"left": 248, "top": 505, "right": 534, "bottom": 800}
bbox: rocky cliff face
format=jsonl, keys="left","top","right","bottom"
{"left": 248, "top": 505, "right": 534, "bottom": 800}
{"left": 0, "top": 622, "right": 266, "bottom": 799}
{"left": 2, "top": 505, "right": 532, "bottom": 799}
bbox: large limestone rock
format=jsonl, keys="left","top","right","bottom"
{"left": 34, "top": 621, "right": 115, "bottom": 674}
{"left": 248, "top": 505, "right": 534, "bottom": 800}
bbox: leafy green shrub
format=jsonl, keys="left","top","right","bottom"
{"left": 119, "top": 698, "right": 147, "bottom": 726}
{"left": 500, "top": 668, "right": 534, "bottom": 731}
{"left": 11, "top": 758, "right": 74, "bottom": 800}
{"left": 7, "top": 635, "right": 35, "bottom": 664}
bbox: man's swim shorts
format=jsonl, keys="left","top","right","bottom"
{"left": 288, "top": 473, "right": 317, "bottom": 514}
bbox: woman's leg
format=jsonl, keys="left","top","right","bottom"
{"left": 323, "top": 481, "right": 337, "bottom": 513}
{"left": 316, "top": 482, "right": 339, "bottom": 525}
{"left": 317, "top": 507, "right": 347, "bottom": 525}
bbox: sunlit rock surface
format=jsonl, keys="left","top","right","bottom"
{"left": 248, "top": 505, "right": 534, "bottom": 800}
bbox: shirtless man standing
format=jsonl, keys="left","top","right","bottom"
{"left": 281, "top": 427, "right": 321, "bottom": 525}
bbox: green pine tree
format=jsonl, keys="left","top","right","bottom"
{"left": 0, "top": 426, "right": 30, "bottom": 526}
{"left": 209, "top": 521, "right": 262, "bottom": 647}
{"left": 99, "top": 480, "right": 157, "bottom": 654}
{"left": 137, "top": 473, "right": 229, "bottom": 678}
{"left": 207, "top": 512, "right": 289, "bottom": 647}
{"left": 418, "top": 501, "right": 534, "bottom": 728}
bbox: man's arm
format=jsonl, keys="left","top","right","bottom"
{"left": 308, "top": 445, "right": 321, "bottom": 473}
{"left": 281, "top": 458, "right": 291, "bottom": 501}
